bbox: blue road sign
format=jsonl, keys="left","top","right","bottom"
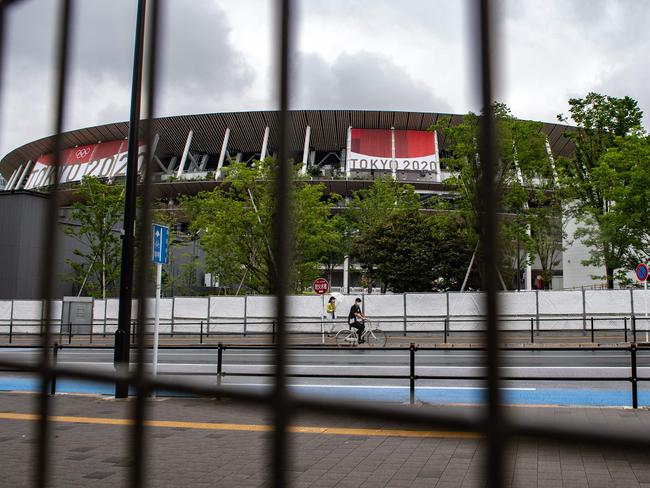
{"left": 636, "top": 263, "right": 648, "bottom": 282}
{"left": 152, "top": 224, "right": 169, "bottom": 265}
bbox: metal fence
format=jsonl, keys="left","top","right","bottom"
{"left": 0, "top": 1, "right": 649, "bottom": 488}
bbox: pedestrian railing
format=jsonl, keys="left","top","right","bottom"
{"left": 2, "top": 342, "right": 648, "bottom": 410}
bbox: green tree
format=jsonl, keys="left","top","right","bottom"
{"left": 181, "top": 158, "right": 341, "bottom": 294}
{"left": 435, "top": 104, "right": 553, "bottom": 288}
{"left": 429, "top": 212, "right": 480, "bottom": 291}
{"left": 63, "top": 176, "right": 124, "bottom": 298}
{"left": 557, "top": 92, "right": 644, "bottom": 287}
{"left": 344, "top": 177, "right": 421, "bottom": 291}
{"left": 352, "top": 210, "right": 436, "bottom": 292}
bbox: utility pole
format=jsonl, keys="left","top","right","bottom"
{"left": 114, "top": 0, "right": 147, "bottom": 398}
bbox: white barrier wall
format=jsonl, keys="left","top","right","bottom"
{"left": 2, "top": 289, "right": 650, "bottom": 335}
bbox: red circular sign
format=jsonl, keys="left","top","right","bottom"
{"left": 636, "top": 263, "right": 648, "bottom": 282}
{"left": 313, "top": 278, "right": 329, "bottom": 295}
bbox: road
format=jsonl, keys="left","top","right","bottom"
{"left": 1, "top": 347, "right": 650, "bottom": 407}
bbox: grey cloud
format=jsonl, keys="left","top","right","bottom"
{"left": 157, "top": 1, "right": 254, "bottom": 99}
{"left": 1, "top": 0, "right": 256, "bottom": 155}
{"left": 292, "top": 51, "right": 451, "bottom": 112}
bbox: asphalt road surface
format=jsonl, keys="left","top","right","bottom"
{"left": 1, "top": 347, "right": 650, "bottom": 407}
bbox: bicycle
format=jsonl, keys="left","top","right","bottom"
{"left": 335, "top": 319, "right": 387, "bottom": 347}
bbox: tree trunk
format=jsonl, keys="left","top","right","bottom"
{"left": 606, "top": 264, "right": 615, "bottom": 289}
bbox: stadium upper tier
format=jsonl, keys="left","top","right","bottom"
{"left": 0, "top": 110, "right": 574, "bottom": 203}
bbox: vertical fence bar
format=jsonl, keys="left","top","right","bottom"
{"left": 476, "top": 1, "right": 504, "bottom": 486}
{"left": 633, "top": 316, "right": 637, "bottom": 343}
{"left": 443, "top": 318, "right": 448, "bottom": 344}
{"left": 402, "top": 293, "right": 407, "bottom": 336}
{"left": 591, "top": 317, "right": 595, "bottom": 343}
{"left": 216, "top": 343, "right": 223, "bottom": 401}
{"left": 206, "top": 296, "right": 211, "bottom": 338}
{"left": 631, "top": 344, "right": 638, "bottom": 409}
{"left": 171, "top": 296, "right": 175, "bottom": 337}
{"left": 243, "top": 295, "right": 248, "bottom": 337}
{"left": 270, "top": 1, "right": 293, "bottom": 486}
{"left": 535, "top": 289, "right": 540, "bottom": 330}
{"left": 409, "top": 343, "right": 416, "bottom": 404}
{"left": 8, "top": 299, "right": 13, "bottom": 343}
{"left": 50, "top": 343, "right": 59, "bottom": 395}
{"left": 582, "top": 288, "right": 587, "bottom": 332}
{"left": 200, "top": 320, "right": 204, "bottom": 344}
{"left": 130, "top": 0, "right": 159, "bottom": 486}
{"left": 36, "top": 1, "right": 72, "bottom": 486}
{"left": 530, "top": 317, "right": 534, "bottom": 344}
{"left": 625, "top": 317, "right": 628, "bottom": 343}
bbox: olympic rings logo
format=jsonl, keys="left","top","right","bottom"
{"left": 75, "top": 147, "right": 91, "bottom": 159}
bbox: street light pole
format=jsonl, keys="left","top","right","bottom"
{"left": 114, "top": 0, "right": 147, "bottom": 398}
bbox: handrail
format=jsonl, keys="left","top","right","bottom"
{"left": 1, "top": 342, "right": 648, "bottom": 409}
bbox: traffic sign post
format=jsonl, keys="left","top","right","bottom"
{"left": 152, "top": 224, "right": 169, "bottom": 388}
{"left": 313, "top": 278, "right": 330, "bottom": 344}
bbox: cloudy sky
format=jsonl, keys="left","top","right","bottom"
{"left": 1, "top": 0, "right": 649, "bottom": 158}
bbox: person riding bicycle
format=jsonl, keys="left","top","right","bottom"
{"left": 348, "top": 298, "right": 367, "bottom": 344}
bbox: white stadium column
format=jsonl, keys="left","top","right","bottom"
{"left": 215, "top": 127, "right": 230, "bottom": 180}
{"left": 6, "top": 165, "right": 22, "bottom": 191}
{"left": 260, "top": 126, "right": 270, "bottom": 161}
{"left": 176, "top": 129, "right": 194, "bottom": 178}
{"left": 300, "top": 125, "right": 311, "bottom": 175}
{"left": 391, "top": 127, "right": 396, "bottom": 180}
{"left": 15, "top": 160, "right": 34, "bottom": 189}
{"left": 434, "top": 131, "right": 441, "bottom": 182}
{"left": 345, "top": 126, "right": 352, "bottom": 178}
{"left": 343, "top": 256, "right": 349, "bottom": 294}
{"left": 513, "top": 148, "right": 533, "bottom": 291}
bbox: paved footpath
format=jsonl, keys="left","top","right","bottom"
{"left": 1, "top": 392, "right": 650, "bottom": 487}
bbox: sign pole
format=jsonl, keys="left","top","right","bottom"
{"left": 152, "top": 263, "right": 162, "bottom": 385}
{"left": 645, "top": 279, "right": 648, "bottom": 343}
{"left": 321, "top": 294, "right": 325, "bottom": 344}
{"left": 151, "top": 223, "right": 169, "bottom": 393}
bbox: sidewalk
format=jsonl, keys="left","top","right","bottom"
{"left": 1, "top": 392, "right": 650, "bottom": 487}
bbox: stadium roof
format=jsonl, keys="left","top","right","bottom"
{"left": 0, "top": 110, "right": 575, "bottom": 178}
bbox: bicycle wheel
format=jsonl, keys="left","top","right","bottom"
{"left": 366, "top": 329, "right": 387, "bottom": 347}
{"left": 336, "top": 329, "right": 357, "bottom": 347}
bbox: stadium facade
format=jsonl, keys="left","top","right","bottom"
{"left": 0, "top": 110, "right": 598, "bottom": 299}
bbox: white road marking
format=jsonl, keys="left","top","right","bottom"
{"left": 221, "top": 383, "right": 536, "bottom": 391}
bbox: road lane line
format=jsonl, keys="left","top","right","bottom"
{"left": 0, "top": 412, "right": 478, "bottom": 439}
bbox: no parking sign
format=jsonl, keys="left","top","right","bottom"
{"left": 636, "top": 263, "right": 648, "bottom": 282}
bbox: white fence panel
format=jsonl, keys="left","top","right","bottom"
{"left": 209, "top": 297, "right": 245, "bottom": 334}
{"left": 406, "top": 293, "right": 447, "bottom": 317}
{"left": 537, "top": 291, "right": 582, "bottom": 315}
{"left": 586, "top": 290, "right": 631, "bottom": 315}
{"left": 500, "top": 291, "right": 536, "bottom": 316}
{"left": 448, "top": 293, "right": 484, "bottom": 316}
{"left": 0, "top": 301, "right": 11, "bottom": 328}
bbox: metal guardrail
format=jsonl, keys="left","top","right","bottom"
{"left": 1, "top": 342, "right": 647, "bottom": 410}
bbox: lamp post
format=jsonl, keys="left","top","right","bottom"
{"left": 114, "top": 0, "right": 147, "bottom": 398}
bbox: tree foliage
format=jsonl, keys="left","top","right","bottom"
{"left": 181, "top": 158, "right": 340, "bottom": 294}
{"left": 557, "top": 92, "right": 645, "bottom": 287}
{"left": 63, "top": 176, "right": 124, "bottom": 298}
{"left": 435, "top": 103, "right": 557, "bottom": 287}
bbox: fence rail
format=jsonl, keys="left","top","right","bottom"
{"left": 1, "top": 342, "right": 648, "bottom": 410}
